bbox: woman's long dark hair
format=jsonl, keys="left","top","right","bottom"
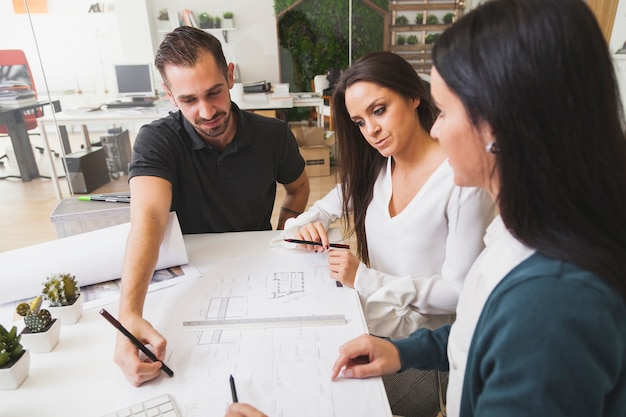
{"left": 332, "top": 51, "right": 437, "bottom": 264}
{"left": 433, "top": 0, "right": 626, "bottom": 298}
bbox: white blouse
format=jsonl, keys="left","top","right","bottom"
{"left": 445, "top": 215, "right": 535, "bottom": 417}
{"left": 278, "top": 158, "right": 495, "bottom": 338}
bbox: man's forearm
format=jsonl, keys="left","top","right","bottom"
{"left": 278, "top": 172, "right": 310, "bottom": 229}
{"left": 118, "top": 218, "right": 167, "bottom": 318}
{"left": 278, "top": 192, "right": 309, "bottom": 229}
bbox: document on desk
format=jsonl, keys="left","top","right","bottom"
{"left": 118, "top": 250, "right": 392, "bottom": 417}
{"left": 0, "top": 212, "right": 188, "bottom": 304}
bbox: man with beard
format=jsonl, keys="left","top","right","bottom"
{"left": 114, "top": 27, "right": 309, "bottom": 386}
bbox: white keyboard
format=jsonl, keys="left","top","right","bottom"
{"left": 101, "top": 393, "right": 180, "bottom": 417}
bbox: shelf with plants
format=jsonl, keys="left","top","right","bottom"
{"left": 386, "top": 0, "right": 464, "bottom": 74}
{"left": 155, "top": 9, "right": 237, "bottom": 42}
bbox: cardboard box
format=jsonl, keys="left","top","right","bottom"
{"left": 290, "top": 125, "right": 326, "bottom": 147}
{"left": 300, "top": 145, "right": 330, "bottom": 177}
{"left": 325, "top": 131, "right": 337, "bottom": 166}
{"left": 50, "top": 197, "right": 130, "bottom": 238}
{"left": 290, "top": 124, "right": 332, "bottom": 176}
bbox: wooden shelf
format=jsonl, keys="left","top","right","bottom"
{"left": 202, "top": 27, "right": 238, "bottom": 43}
{"left": 157, "top": 27, "right": 238, "bottom": 43}
{"left": 385, "top": 0, "right": 464, "bottom": 73}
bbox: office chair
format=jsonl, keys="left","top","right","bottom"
{"left": 312, "top": 74, "right": 333, "bottom": 130}
{"left": 0, "top": 49, "right": 54, "bottom": 169}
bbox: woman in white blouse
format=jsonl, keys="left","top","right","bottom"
{"left": 283, "top": 52, "right": 494, "bottom": 339}
{"left": 280, "top": 51, "right": 494, "bottom": 417}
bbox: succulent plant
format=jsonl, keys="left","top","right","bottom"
{"left": 157, "top": 8, "right": 169, "bottom": 21}
{"left": 16, "top": 296, "right": 53, "bottom": 333}
{"left": 0, "top": 325, "right": 24, "bottom": 368}
{"left": 42, "top": 273, "right": 80, "bottom": 307}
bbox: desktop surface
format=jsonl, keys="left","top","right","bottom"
{"left": 106, "top": 97, "right": 156, "bottom": 108}
{"left": 0, "top": 230, "right": 392, "bottom": 417}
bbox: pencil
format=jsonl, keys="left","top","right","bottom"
{"left": 230, "top": 374, "right": 238, "bottom": 403}
{"left": 284, "top": 238, "right": 350, "bottom": 249}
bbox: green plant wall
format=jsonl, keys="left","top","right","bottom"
{"left": 276, "top": 0, "right": 388, "bottom": 92}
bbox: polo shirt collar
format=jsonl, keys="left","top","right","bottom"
{"left": 182, "top": 102, "right": 251, "bottom": 152}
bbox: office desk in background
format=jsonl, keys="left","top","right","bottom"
{"left": 0, "top": 230, "right": 392, "bottom": 417}
{"left": 0, "top": 99, "right": 61, "bottom": 181}
{"left": 38, "top": 104, "right": 173, "bottom": 154}
{"left": 38, "top": 103, "right": 173, "bottom": 199}
{"left": 39, "top": 93, "right": 324, "bottom": 198}
{"left": 235, "top": 92, "right": 325, "bottom": 127}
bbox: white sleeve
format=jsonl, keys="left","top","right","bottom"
{"left": 269, "top": 184, "right": 346, "bottom": 247}
{"left": 356, "top": 187, "right": 495, "bottom": 337}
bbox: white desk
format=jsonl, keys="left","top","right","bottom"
{"left": 39, "top": 94, "right": 325, "bottom": 199}
{"left": 235, "top": 93, "right": 325, "bottom": 128}
{"left": 0, "top": 230, "right": 392, "bottom": 417}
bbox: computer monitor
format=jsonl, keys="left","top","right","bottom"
{"left": 113, "top": 64, "right": 155, "bottom": 98}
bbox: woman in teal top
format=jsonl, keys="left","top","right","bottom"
{"left": 225, "top": 0, "right": 626, "bottom": 416}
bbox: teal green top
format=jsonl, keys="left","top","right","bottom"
{"left": 393, "top": 253, "right": 626, "bottom": 416}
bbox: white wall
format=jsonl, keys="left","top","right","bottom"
{"left": 146, "top": 0, "right": 279, "bottom": 86}
{"left": 0, "top": 0, "right": 279, "bottom": 96}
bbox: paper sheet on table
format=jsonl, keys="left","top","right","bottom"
{"left": 0, "top": 211, "right": 187, "bottom": 304}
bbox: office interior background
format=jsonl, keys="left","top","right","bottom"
{"left": 0, "top": 0, "right": 625, "bottom": 252}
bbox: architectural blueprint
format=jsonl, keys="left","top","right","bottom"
{"left": 115, "top": 250, "right": 391, "bottom": 417}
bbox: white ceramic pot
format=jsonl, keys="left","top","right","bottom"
{"left": 0, "top": 350, "right": 30, "bottom": 390}
{"left": 49, "top": 292, "right": 83, "bottom": 325}
{"left": 20, "top": 319, "right": 61, "bottom": 353}
{"left": 222, "top": 18, "right": 234, "bottom": 28}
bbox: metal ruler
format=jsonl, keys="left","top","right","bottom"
{"left": 182, "top": 314, "right": 346, "bottom": 331}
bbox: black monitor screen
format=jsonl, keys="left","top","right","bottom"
{"left": 114, "top": 64, "right": 154, "bottom": 97}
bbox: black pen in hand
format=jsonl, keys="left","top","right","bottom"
{"left": 284, "top": 238, "right": 350, "bottom": 249}
{"left": 99, "top": 308, "right": 174, "bottom": 377}
{"left": 230, "top": 374, "right": 238, "bottom": 403}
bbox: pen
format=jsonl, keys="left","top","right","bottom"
{"left": 99, "top": 308, "right": 174, "bottom": 377}
{"left": 284, "top": 238, "right": 350, "bottom": 249}
{"left": 230, "top": 374, "right": 238, "bottom": 403}
{"left": 78, "top": 195, "right": 130, "bottom": 203}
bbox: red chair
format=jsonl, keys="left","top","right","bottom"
{"left": 0, "top": 49, "right": 44, "bottom": 166}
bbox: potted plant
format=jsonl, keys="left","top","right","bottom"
{"left": 0, "top": 324, "right": 29, "bottom": 390}
{"left": 395, "top": 15, "right": 409, "bottom": 26}
{"left": 41, "top": 273, "right": 83, "bottom": 325}
{"left": 407, "top": 35, "right": 419, "bottom": 45}
{"left": 426, "top": 14, "right": 439, "bottom": 25}
{"left": 198, "top": 12, "right": 213, "bottom": 29}
{"left": 415, "top": 12, "right": 424, "bottom": 24}
{"left": 425, "top": 33, "right": 441, "bottom": 44}
{"left": 396, "top": 34, "right": 406, "bottom": 46}
{"left": 214, "top": 16, "right": 221, "bottom": 29}
{"left": 157, "top": 8, "right": 170, "bottom": 31}
{"left": 15, "top": 296, "right": 61, "bottom": 353}
{"left": 443, "top": 12, "right": 454, "bottom": 24}
{"left": 222, "top": 11, "right": 234, "bottom": 28}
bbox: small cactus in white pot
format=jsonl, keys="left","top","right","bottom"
{"left": 0, "top": 324, "right": 29, "bottom": 390}
{"left": 15, "top": 296, "right": 61, "bottom": 353}
{"left": 41, "top": 273, "right": 83, "bottom": 325}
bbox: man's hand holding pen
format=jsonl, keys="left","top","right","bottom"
{"left": 108, "top": 311, "right": 170, "bottom": 387}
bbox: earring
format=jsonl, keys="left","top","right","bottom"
{"left": 485, "top": 141, "right": 500, "bottom": 154}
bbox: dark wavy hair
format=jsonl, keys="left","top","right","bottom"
{"left": 155, "top": 26, "right": 228, "bottom": 85}
{"left": 332, "top": 51, "right": 437, "bottom": 264}
{"left": 433, "top": 0, "right": 626, "bottom": 298}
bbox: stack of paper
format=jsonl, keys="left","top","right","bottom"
{"left": 0, "top": 80, "right": 36, "bottom": 109}
{"left": 243, "top": 80, "right": 271, "bottom": 93}
{"left": 272, "top": 83, "right": 290, "bottom": 98}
